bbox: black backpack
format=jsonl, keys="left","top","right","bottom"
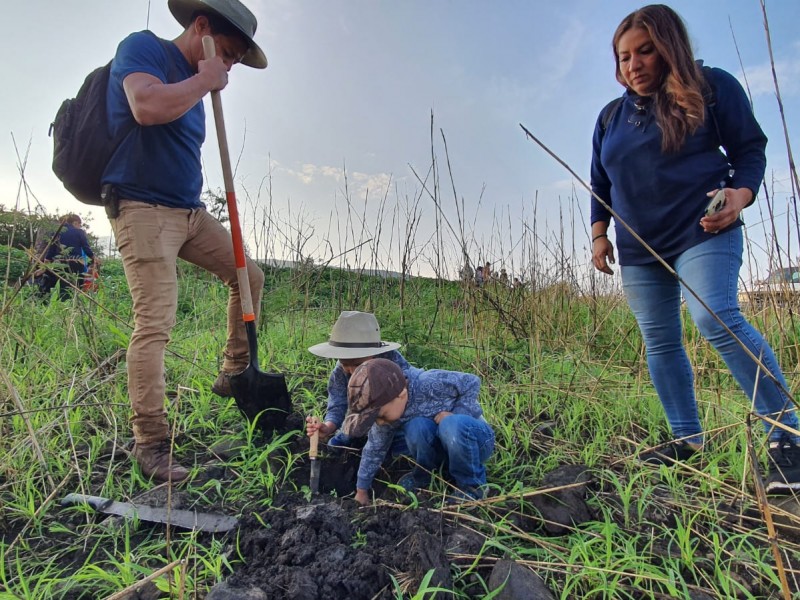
{"left": 50, "top": 62, "right": 134, "bottom": 206}
{"left": 50, "top": 33, "right": 174, "bottom": 207}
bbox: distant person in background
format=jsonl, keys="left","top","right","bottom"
{"left": 38, "top": 214, "right": 96, "bottom": 300}
{"left": 513, "top": 277, "right": 524, "bottom": 291}
{"left": 498, "top": 268, "right": 509, "bottom": 286}
{"left": 474, "top": 266, "right": 484, "bottom": 287}
{"left": 81, "top": 246, "right": 100, "bottom": 293}
{"left": 483, "top": 262, "right": 492, "bottom": 281}
{"left": 305, "top": 311, "right": 412, "bottom": 457}
{"left": 590, "top": 4, "right": 800, "bottom": 492}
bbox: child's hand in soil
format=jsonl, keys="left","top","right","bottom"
{"left": 355, "top": 488, "right": 370, "bottom": 506}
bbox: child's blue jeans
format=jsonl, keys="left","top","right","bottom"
{"left": 403, "top": 414, "right": 495, "bottom": 490}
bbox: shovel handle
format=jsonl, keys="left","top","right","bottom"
{"left": 310, "top": 432, "right": 319, "bottom": 459}
{"left": 202, "top": 35, "right": 255, "bottom": 322}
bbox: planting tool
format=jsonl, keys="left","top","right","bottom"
{"left": 61, "top": 493, "right": 238, "bottom": 533}
{"left": 309, "top": 417, "right": 321, "bottom": 495}
{"left": 202, "top": 36, "right": 291, "bottom": 433}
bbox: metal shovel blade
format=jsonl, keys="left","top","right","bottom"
{"left": 61, "top": 493, "right": 238, "bottom": 533}
{"left": 230, "top": 321, "right": 292, "bottom": 434}
{"left": 310, "top": 458, "right": 320, "bottom": 494}
{"left": 230, "top": 367, "right": 291, "bottom": 433}
{"left": 309, "top": 429, "right": 320, "bottom": 495}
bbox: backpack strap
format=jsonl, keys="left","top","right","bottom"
{"left": 109, "top": 33, "right": 179, "bottom": 142}
{"left": 700, "top": 64, "right": 722, "bottom": 150}
{"left": 154, "top": 34, "right": 179, "bottom": 85}
{"left": 599, "top": 97, "right": 623, "bottom": 134}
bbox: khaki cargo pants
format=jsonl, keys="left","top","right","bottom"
{"left": 111, "top": 200, "right": 264, "bottom": 444}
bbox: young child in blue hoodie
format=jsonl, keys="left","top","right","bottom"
{"left": 342, "top": 358, "right": 495, "bottom": 505}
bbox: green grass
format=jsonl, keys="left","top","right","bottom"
{"left": 1, "top": 253, "right": 800, "bottom": 598}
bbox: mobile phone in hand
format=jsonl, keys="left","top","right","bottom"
{"left": 705, "top": 189, "right": 726, "bottom": 217}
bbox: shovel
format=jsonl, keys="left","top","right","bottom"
{"left": 61, "top": 493, "right": 238, "bottom": 533}
{"left": 309, "top": 419, "right": 321, "bottom": 495}
{"left": 203, "top": 36, "right": 291, "bottom": 433}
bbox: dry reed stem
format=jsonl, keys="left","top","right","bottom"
{"left": 759, "top": 0, "right": 800, "bottom": 201}
{"left": 0, "top": 366, "right": 55, "bottom": 489}
{"left": 102, "top": 558, "right": 185, "bottom": 600}
{"left": 745, "top": 415, "right": 791, "bottom": 599}
{"left": 5, "top": 469, "right": 72, "bottom": 557}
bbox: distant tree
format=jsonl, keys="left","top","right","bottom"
{"left": 0, "top": 207, "right": 102, "bottom": 259}
{"left": 0, "top": 206, "right": 43, "bottom": 249}
{"left": 0, "top": 244, "right": 29, "bottom": 284}
{"left": 202, "top": 189, "right": 229, "bottom": 224}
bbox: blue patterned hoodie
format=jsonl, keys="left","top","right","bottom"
{"left": 356, "top": 367, "right": 484, "bottom": 490}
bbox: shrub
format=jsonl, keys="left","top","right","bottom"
{"left": 0, "top": 244, "right": 30, "bottom": 284}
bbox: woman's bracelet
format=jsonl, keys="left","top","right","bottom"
{"left": 592, "top": 233, "right": 608, "bottom": 243}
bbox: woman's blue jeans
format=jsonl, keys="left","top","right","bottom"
{"left": 621, "top": 228, "right": 798, "bottom": 444}
{"left": 403, "top": 414, "right": 495, "bottom": 489}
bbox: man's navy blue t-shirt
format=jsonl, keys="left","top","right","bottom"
{"left": 103, "top": 31, "right": 205, "bottom": 209}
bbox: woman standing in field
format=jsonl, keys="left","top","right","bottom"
{"left": 590, "top": 4, "right": 799, "bottom": 492}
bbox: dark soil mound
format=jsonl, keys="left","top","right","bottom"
{"left": 226, "top": 497, "right": 456, "bottom": 599}
{"left": 213, "top": 433, "right": 463, "bottom": 598}
{"left": 204, "top": 434, "right": 591, "bottom": 599}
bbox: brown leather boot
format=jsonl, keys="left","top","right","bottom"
{"left": 211, "top": 371, "right": 234, "bottom": 398}
{"left": 132, "top": 440, "right": 190, "bottom": 483}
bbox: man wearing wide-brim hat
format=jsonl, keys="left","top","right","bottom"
{"left": 306, "top": 311, "right": 413, "bottom": 452}
{"left": 103, "top": 0, "right": 267, "bottom": 483}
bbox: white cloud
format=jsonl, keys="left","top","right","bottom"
{"left": 351, "top": 171, "right": 394, "bottom": 196}
{"left": 320, "top": 166, "right": 342, "bottom": 179}
{"left": 272, "top": 160, "right": 394, "bottom": 199}
{"left": 739, "top": 55, "right": 800, "bottom": 98}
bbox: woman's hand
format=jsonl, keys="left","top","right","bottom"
{"left": 700, "top": 187, "right": 751, "bottom": 234}
{"left": 354, "top": 488, "right": 370, "bottom": 506}
{"left": 592, "top": 236, "right": 616, "bottom": 275}
{"left": 305, "top": 416, "right": 336, "bottom": 439}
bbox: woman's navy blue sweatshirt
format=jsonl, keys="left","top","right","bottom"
{"left": 590, "top": 66, "right": 767, "bottom": 266}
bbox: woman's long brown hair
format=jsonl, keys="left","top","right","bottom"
{"left": 612, "top": 4, "right": 707, "bottom": 153}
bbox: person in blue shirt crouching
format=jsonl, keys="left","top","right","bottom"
{"left": 342, "top": 358, "right": 495, "bottom": 506}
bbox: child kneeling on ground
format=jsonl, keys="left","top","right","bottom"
{"left": 342, "top": 358, "right": 495, "bottom": 505}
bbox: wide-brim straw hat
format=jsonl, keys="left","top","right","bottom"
{"left": 168, "top": 0, "right": 268, "bottom": 68}
{"left": 308, "top": 311, "right": 401, "bottom": 360}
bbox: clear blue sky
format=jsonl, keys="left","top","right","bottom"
{"left": 2, "top": 0, "right": 798, "bottom": 281}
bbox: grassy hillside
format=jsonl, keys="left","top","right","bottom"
{"left": 1, "top": 257, "right": 799, "bottom": 598}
